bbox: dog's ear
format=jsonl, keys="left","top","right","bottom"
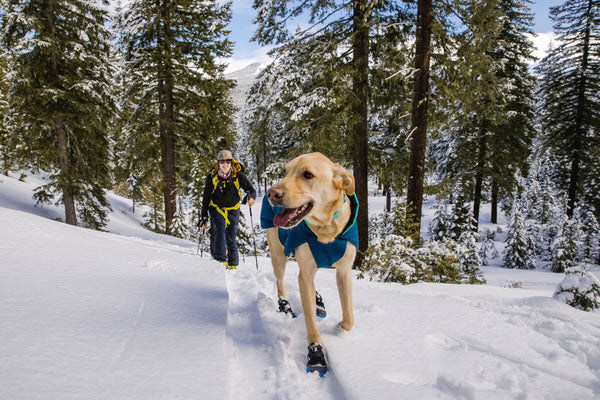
{"left": 332, "top": 164, "right": 355, "bottom": 195}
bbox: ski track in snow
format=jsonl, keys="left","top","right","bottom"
{"left": 221, "top": 256, "right": 600, "bottom": 400}
{"left": 224, "top": 263, "right": 348, "bottom": 400}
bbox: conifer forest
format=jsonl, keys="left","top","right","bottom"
{"left": 0, "top": 0, "right": 599, "bottom": 292}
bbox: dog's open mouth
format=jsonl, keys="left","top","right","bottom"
{"left": 273, "top": 202, "right": 313, "bottom": 228}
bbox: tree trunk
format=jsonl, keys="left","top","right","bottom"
{"left": 385, "top": 184, "right": 391, "bottom": 213}
{"left": 491, "top": 180, "right": 498, "bottom": 224}
{"left": 158, "top": 12, "right": 177, "bottom": 234}
{"left": 159, "top": 75, "right": 177, "bottom": 234}
{"left": 56, "top": 117, "right": 77, "bottom": 226}
{"left": 406, "top": 0, "right": 433, "bottom": 239}
{"left": 45, "top": 0, "right": 77, "bottom": 226}
{"left": 351, "top": 0, "right": 370, "bottom": 267}
{"left": 567, "top": 140, "right": 581, "bottom": 219}
{"left": 567, "top": 0, "right": 593, "bottom": 218}
{"left": 473, "top": 131, "right": 487, "bottom": 229}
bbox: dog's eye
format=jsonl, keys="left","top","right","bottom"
{"left": 303, "top": 171, "right": 314, "bottom": 179}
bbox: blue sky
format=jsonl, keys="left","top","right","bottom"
{"left": 225, "top": 0, "right": 564, "bottom": 72}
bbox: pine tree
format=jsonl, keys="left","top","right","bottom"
{"left": 453, "top": 192, "right": 477, "bottom": 236}
{"left": 479, "top": 229, "right": 499, "bottom": 265}
{"left": 429, "top": 0, "right": 536, "bottom": 228}
{"left": 456, "top": 228, "right": 484, "bottom": 284}
{"left": 1, "top": 0, "right": 115, "bottom": 228}
{"left": 522, "top": 144, "right": 565, "bottom": 261}
{"left": 369, "top": 12, "right": 414, "bottom": 210}
{"left": 406, "top": 0, "right": 433, "bottom": 240}
{"left": 484, "top": 0, "right": 537, "bottom": 222}
{"left": 0, "top": 52, "right": 11, "bottom": 175}
{"left": 117, "top": 0, "right": 235, "bottom": 235}
{"left": 551, "top": 216, "right": 580, "bottom": 273}
{"left": 430, "top": 200, "right": 454, "bottom": 242}
{"left": 581, "top": 160, "right": 600, "bottom": 220}
{"left": 241, "top": 35, "right": 350, "bottom": 174}
{"left": 535, "top": 0, "right": 600, "bottom": 218}
{"left": 503, "top": 199, "right": 536, "bottom": 269}
{"left": 578, "top": 208, "right": 600, "bottom": 263}
{"left": 533, "top": 179, "right": 562, "bottom": 261}
{"left": 554, "top": 263, "right": 600, "bottom": 311}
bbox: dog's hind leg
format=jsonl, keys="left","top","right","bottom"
{"left": 335, "top": 243, "right": 356, "bottom": 331}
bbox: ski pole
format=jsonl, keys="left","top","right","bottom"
{"left": 196, "top": 230, "right": 202, "bottom": 257}
{"left": 197, "top": 227, "right": 205, "bottom": 256}
{"left": 248, "top": 205, "right": 259, "bottom": 270}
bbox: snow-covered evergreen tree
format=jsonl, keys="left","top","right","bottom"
{"left": 581, "top": 163, "right": 600, "bottom": 220}
{"left": 456, "top": 228, "right": 484, "bottom": 283}
{"left": 551, "top": 217, "right": 581, "bottom": 273}
{"left": 535, "top": 0, "right": 600, "bottom": 218}
{"left": 554, "top": 264, "right": 600, "bottom": 311}
{"left": 430, "top": 193, "right": 476, "bottom": 242}
{"left": 430, "top": 0, "right": 536, "bottom": 226}
{"left": 362, "top": 199, "right": 484, "bottom": 285}
{"left": 1, "top": 0, "right": 115, "bottom": 228}
{"left": 369, "top": 17, "right": 414, "bottom": 206}
{"left": 453, "top": 194, "right": 477, "bottom": 236}
{"left": 577, "top": 208, "right": 600, "bottom": 263}
{"left": 522, "top": 147, "right": 565, "bottom": 263}
{"left": 479, "top": 229, "right": 499, "bottom": 265}
{"left": 430, "top": 200, "right": 455, "bottom": 242}
{"left": 503, "top": 200, "right": 536, "bottom": 269}
{"left": 0, "top": 53, "right": 11, "bottom": 175}
{"left": 117, "top": 0, "right": 235, "bottom": 234}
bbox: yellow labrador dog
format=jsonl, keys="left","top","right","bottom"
{"left": 261, "top": 152, "right": 358, "bottom": 375}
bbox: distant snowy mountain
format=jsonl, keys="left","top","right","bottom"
{"left": 226, "top": 62, "right": 266, "bottom": 121}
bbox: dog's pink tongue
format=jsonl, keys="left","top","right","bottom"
{"left": 273, "top": 208, "right": 298, "bottom": 227}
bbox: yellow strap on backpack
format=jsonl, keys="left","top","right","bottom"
{"left": 210, "top": 170, "right": 242, "bottom": 226}
{"left": 209, "top": 200, "right": 240, "bottom": 226}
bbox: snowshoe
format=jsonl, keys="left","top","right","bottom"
{"left": 306, "top": 343, "right": 327, "bottom": 376}
{"left": 278, "top": 298, "right": 297, "bottom": 318}
{"left": 315, "top": 291, "right": 326, "bottom": 318}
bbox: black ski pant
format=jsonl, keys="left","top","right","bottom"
{"left": 209, "top": 207, "right": 240, "bottom": 266}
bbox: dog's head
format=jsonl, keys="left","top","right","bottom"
{"left": 267, "top": 152, "right": 355, "bottom": 229}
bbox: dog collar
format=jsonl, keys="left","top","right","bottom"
{"left": 303, "top": 193, "right": 347, "bottom": 230}
{"left": 331, "top": 193, "right": 347, "bottom": 221}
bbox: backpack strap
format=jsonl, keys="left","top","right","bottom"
{"left": 209, "top": 171, "right": 241, "bottom": 226}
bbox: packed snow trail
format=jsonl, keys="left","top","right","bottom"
{"left": 224, "top": 261, "right": 348, "bottom": 399}
{"left": 224, "top": 254, "right": 600, "bottom": 400}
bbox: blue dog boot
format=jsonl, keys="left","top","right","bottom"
{"left": 316, "top": 291, "right": 326, "bottom": 318}
{"left": 278, "top": 297, "right": 297, "bottom": 318}
{"left": 307, "top": 343, "right": 327, "bottom": 376}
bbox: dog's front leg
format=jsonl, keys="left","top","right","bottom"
{"left": 296, "top": 243, "right": 320, "bottom": 345}
{"left": 335, "top": 243, "right": 356, "bottom": 331}
{"left": 266, "top": 227, "right": 288, "bottom": 299}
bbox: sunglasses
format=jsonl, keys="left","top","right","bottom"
{"left": 219, "top": 160, "right": 231, "bottom": 164}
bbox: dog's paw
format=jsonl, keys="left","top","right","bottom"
{"left": 306, "top": 343, "right": 327, "bottom": 376}
{"left": 335, "top": 322, "right": 354, "bottom": 337}
{"left": 315, "top": 291, "right": 326, "bottom": 318}
{"left": 277, "top": 297, "right": 297, "bottom": 318}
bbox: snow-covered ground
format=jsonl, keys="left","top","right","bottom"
{"left": 1, "top": 171, "right": 599, "bottom": 399}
